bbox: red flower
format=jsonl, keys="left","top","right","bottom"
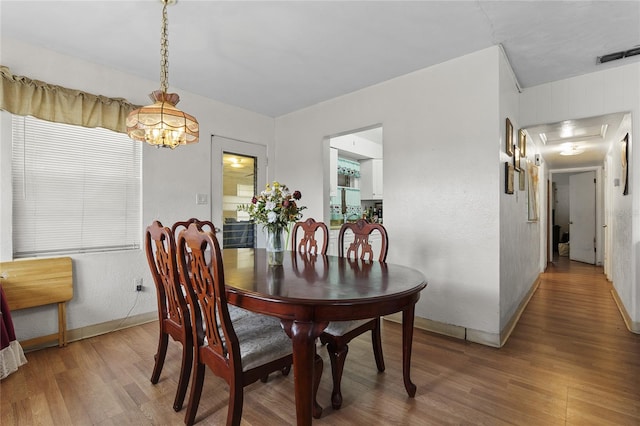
{"left": 251, "top": 196, "right": 258, "bottom": 204}
{"left": 293, "top": 190, "right": 302, "bottom": 200}
{"left": 283, "top": 200, "right": 290, "bottom": 208}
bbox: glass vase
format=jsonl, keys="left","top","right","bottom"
{"left": 265, "top": 227, "right": 285, "bottom": 266}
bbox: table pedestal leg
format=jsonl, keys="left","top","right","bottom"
{"left": 402, "top": 304, "right": 417, "bottom": 397}
{"left": 283, "top": 320, "right": 327, "bottom": 426}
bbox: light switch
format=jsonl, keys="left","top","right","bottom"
{"left": 196, "top": 193, "right": 208, "bottom": 205}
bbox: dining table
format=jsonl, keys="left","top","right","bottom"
{"left": 222, "top": 248, "right": 427, "bottom": 426}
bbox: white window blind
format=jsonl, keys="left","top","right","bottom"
{"left": 12, "top": 115, "right": 141, "bottom": 257}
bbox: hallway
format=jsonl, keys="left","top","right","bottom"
{"left": 501, "top": 256, "right": 640, "bottom": 424}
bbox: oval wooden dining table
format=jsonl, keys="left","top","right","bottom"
{"left": 222, "top": 248, "right": 427, "bottom": 426}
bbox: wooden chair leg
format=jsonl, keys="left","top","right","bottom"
{"left": 226, "top": 379, "right": 244, "bottom": 426}
{"left": 173, "top": 340, "right": 193, "bottom": 411}
{"left": 184, "top": 362, "right": 205, "bottom": 426}
{"left": 326, "top": 342, "right": 348, "bottom": 410}
{"left": 371, "top": 318, "right": 385, "bottom": 372}
{"left": 151, "top": 331, "right": 169, "bottom": 384}
{"left": 313, "top": 354, "right": 323, "bottom": 419}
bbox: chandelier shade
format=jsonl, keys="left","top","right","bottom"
{"left": 126, "top": 90, "right": 199, "bottom": 149}
{"left": 126, "top": 0, "right": 198, "bottom": 149}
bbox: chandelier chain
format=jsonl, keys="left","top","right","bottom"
{"left": 160, "top": 0, "right": 169, "bottom": 93}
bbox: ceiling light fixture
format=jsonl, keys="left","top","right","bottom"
{"left": 229, "top": 158, "right": 243, "bottom": 168}
{"left": 126, "top": 0, "right": 198, "bottom": 149}
{"left": 559, "top": 127, "right": 574, "bottom": 139}
{"left": 559, "top": 143, "right": 584, "bottom": 156}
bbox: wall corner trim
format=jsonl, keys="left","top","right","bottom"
{"left": 498, "top": 43, "right": 522, "bottom": 93}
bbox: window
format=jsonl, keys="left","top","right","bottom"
{"left": 11, "top": 115, "right": 141, "bottom": 257}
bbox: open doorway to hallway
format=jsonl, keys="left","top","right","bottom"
{"left": 524, "top": 112, "right": 630, "bottom": 272}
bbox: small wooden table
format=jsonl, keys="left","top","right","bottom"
{"left": 222, "top": 249, "right": 427, "bottom": 426}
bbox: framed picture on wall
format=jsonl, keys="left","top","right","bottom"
{"left": 506, "top": 118, "right": 514, "bottom": 156}
{"left": 622, "top": 133, "right": 629, "bottom": 195}
{"left": 527, "top": 162, "right": 539, "bottom": 221}
{"left": 518, "top": 128, "right": 527, "bottom": 157}
{"left": 513, "top": 146, "right": 521, "bottom": 171}
{"left": 505, "top": 162, "right": 514, "bottom": 194}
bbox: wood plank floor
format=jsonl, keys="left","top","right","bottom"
{"left": 2, "top": 257, "right": 639, "bottom": 425}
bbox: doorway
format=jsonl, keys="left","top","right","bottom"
{"left": 323, "top": 125, "right": 383, "bottom": 255}
{"left": 525, "top": 113, "right": 627, "bottom": 269}
{"left": 550, "top": 168, "right": 602, "bottom": 265}
{"left": 212, "top": 136, "right": 267, "bottom": 248}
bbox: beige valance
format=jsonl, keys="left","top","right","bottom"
{"left": 0, "top": 65, "right": 139, "bottom": 133}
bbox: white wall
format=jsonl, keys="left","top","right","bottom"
{"left": 0, "top": 39, "right": 275, "bottom": 340}
{"left": 606, "top": 113, "right": 636, "bottom": 325}
{"left": 520, "top": 62, "right": 640, "bottom": 330}
{"left": 498, "top": 50, "right": 544, "bottom": 339}
{"left": 275, "top": 47, "right": 508, "bottom": 344}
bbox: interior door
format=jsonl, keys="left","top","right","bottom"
{"left": 212, "top": 136, "right": 267, "bottom": 248}
{"left": 569, "top": 171, "right": 596, "bottom": 264}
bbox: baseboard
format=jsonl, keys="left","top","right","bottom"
{"left": 611, "top": 286, "right": 640, "bottom": 333}
{"left": 385, "top": 275, "right": 542, "bottom": 349}
{"left": 499, "top": 276, "right": 541, "bottom": 347}
{"left": 22, "top": 311, "right": 157, "bottom": 352}
{"left": 384, "top": 313, "right": 466, "bottom": 339}
{"left": 20, "top": 333, "right": 60, "bottom": 351}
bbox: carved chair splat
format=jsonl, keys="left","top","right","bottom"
{"left": 291, "top": 218, "right": 329, "bottom": 256}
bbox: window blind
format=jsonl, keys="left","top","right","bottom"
{"left": 11, "top": 115, "right": 141, "bottom": 257}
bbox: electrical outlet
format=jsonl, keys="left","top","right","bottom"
{"left": 135, "top": 278, "right": 143, "bottom": 292}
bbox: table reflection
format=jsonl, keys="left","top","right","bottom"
{"left": 291, "top": 251, "right": 329, "bottom": 283}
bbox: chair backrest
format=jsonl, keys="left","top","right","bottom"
{"left": 176, "top": 223, "right": 241, "bottom": 372}
{"left": 171, "top": 218, "right": 217, "bottom": 279}
{"left": 171, "top": 217, "right": 217, "bottom": 237}
{"left": 338, "top": 219, "right": 388, "bottom": 262}
{"left": 145, "top": 220, "right": 190, "bottom": 328}
{"left": 291, "top": 218, "right": 329, "bottom": 255}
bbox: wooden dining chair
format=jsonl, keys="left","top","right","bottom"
{"left": 320, "top": 218, "right": 388, "bottom": 409}
{"left": 145, "top": 220, "right": 192, "bottom": 412}
{"left": 176, "top": 223, "right": 299, "bottom": 425}
{"left": 172, "top": 218, "right": 255, "bottom": 325}
{"left": 291, "top": 217, "right": 329, "bottom": 256}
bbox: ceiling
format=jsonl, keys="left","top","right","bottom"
{"left": 525, "top": 113, "right": 628, "bottom": 170}
{"left": 1, "top": 1, "right": 639, "bottom": 167}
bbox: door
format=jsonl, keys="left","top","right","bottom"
{"left": 212, "top": 136, "right": 267, "bottom": 248}
{"left": 569, "top": 171, "right": 596, "bottom": 264}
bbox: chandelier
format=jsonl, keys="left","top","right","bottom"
{"left": 126, "top": 0, "right": 199, "bottom": 149}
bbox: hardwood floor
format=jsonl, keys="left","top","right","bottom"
{"left": 2, "top": 257, "right": 638, "bottom": 425}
